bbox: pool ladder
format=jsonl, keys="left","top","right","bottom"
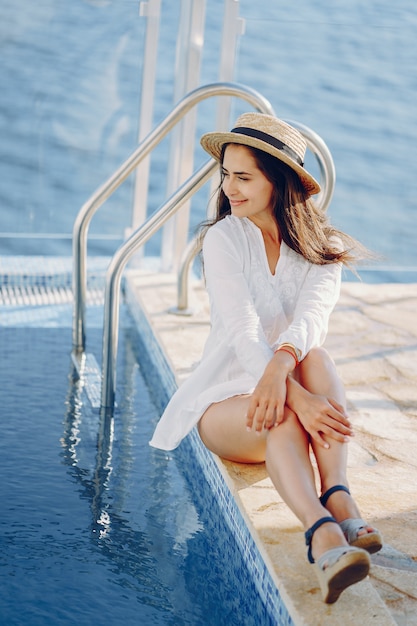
{"left": 71, "top": 82, "right": 336, "bottom": 414}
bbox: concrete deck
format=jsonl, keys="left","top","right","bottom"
{"left": 128, "top": 269, "right": 417, "bottom": 625}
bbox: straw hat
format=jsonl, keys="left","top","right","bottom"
{"left": 200, "top": 112, "right": 320, "bottom": 196}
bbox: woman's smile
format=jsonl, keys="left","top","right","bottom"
{"left": 222, "top": 144, "right": 275, "bottom": 221}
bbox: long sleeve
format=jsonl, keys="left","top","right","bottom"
{"left": 272, "top": 258, "right": 342, "bottom": 359}
{"left": 203, "top": 223, "right": 273, "bottom": 381}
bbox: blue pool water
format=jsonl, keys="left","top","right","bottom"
{"left": 0, "top": 302, "right": 275, "bottom": 625}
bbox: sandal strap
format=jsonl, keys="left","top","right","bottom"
{"left": 305, "top": 516, "right": 337, "bottom": 564}
{"left": 320, "top": 484, "right": 350, "bottom": 507}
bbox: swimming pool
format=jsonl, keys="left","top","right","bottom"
{"left": 0, "top": 260, "right": 285, "bottom": 626}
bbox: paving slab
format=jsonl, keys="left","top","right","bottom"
{"left": 127, "top": 270, "right": 417, "bottom": 625}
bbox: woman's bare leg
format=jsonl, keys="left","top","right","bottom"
{"left": 199, "top": 393, "right": 349, "bottom": 561}
{"left": 296, "top": 346, "right": 349, "bottom": 493}
{"left": 198, "top": 394, "right": 267, "bottom": 463}
{"left": 198, "top": 346, "right": 375, "bottom": 561}
{"left": 265, "top": 411, "right": 348, "bottom": 560}
{"left": 297, "top": 348, "right": 375, "bottom": 532}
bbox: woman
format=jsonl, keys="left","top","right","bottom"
{"left": 150, "top": 112, "right": 382, "bottom": 603}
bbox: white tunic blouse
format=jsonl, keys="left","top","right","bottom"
{"left": 150, "top": 215, "right": 342, "bottom": 451}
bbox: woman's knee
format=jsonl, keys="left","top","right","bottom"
{"left": 298, "top": 346, "right": 339, "bottom": 380}
{"left": 266, "top": 407, "right": 306, "bottom": 444}
{"left": 302, "top": 346, "right": 333, "bottom": 368}
{"left": 296, "top": 346, "right": 345, "bottom": 401}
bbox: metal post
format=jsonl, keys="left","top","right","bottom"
{"left": 208, "top": 0, "right": 245, "bottom": 218}
{"left": 216, "top": 0, "right": 246, "bottom": 130}
{"left": 160, "top": 0, "right": 206, "bottom": 272}
{"left": 100, "top": 160, "right": 216, "bottom": 410}
{"left": 130, "top": 0, "right": 162, "bottom": 242}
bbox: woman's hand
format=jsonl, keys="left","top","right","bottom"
{"left": 287, "top": 378, "right": 353, "bottom": 448}
{"left": 246, "top": 351, "right": 294, "bottom": 433}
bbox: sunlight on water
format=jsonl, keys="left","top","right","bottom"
{"left": 0, "top": 0, "right": 415, "bottom": 268}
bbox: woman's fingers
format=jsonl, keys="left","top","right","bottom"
{"left": 306, "top": 418, "right": 350, "bottom": 449}
{"left": 309, "top": 429, "right": 331, "bottom": 449}
{"left": 292, "top": 392, "right": 354, "bottom": 447}
{"left": 311, "top": 397, "right": 353, "bottom": 432}
{"left": 264, "top": 402, "right": 278, "bottom": 430}
{"left": 327, "top": 398, "right": 351, "bottom": 423}
{"left": 319, "top": 411, "right": 352, "bottom": 435}
{"left": 246, "top": 397, "right": 284, "bottom": 432}
{"left": 245, "top": 395, "right": 258, "bottom": 430}
{"left": 308, "top": 408, "right": 353, "bottom": 447}
{"left": 253, "top": 401, "right": 270, "bottom": 432}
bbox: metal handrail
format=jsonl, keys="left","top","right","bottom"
{"left": 288, "top": 119, "right": 336, "bottom": 212}
{"left": 170, "top": 236, "right": 203, "bottom": 315}
{"left": 72, "top": 81, "right": 274, "bottom": 354}
{"left": 171, "top": 118, "right": 337, "bottom": 314}
{"left": 100, "top": 159, "right": 216, "bottom": 410}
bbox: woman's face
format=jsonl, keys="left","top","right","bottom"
{"left": 221, "top": 144, "right": 275, "bottom": 223}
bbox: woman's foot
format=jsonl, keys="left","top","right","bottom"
{"left": 305, "top": 516, "right": 370, "bottom": 604}
{"left": 320, "top": 485, "right": 383, "bottom": 553}
{"left": 340, "top": 518, "right": 383, "bottom": 554}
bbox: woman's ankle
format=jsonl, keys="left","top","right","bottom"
{"left": 310, "top": 520, "right": 347, "bottom": 562}
{"left": 321, "top": 488, "right": 361, "bottom": 522}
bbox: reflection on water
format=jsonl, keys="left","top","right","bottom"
{"left": 0, "top": 313, "right": 274, "bottom": 624}
{"left": 62, "top": 325, "right": 206, "bottom": 623}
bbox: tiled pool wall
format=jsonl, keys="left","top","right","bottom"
{"left": 0, "top": 256, "right": 294, "bottom": 626}
{"left": 124, "top": 278, "right": 294, "bottom": 626}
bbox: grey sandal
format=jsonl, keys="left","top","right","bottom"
{"left": 305, "top": 516, "right": 371, "bottom": 604}
{"left": 320, "top": 485, "right": 383, "bottom": 554}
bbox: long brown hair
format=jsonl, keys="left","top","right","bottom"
{"left": 199, "top": 144, "right": 369, "bottom": 266}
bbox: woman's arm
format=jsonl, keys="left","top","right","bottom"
{"left": 286, "top": 376, "right": 353, "bottom": 448}
{"left": 272, "top": 257, "right": 342, "bottom": 360}
{"left": 246, "top": 355, "right": 353, "bottom": 446}
{"left": 245, "top": 252, "right": 349, "bottom": 442}
{"left": 245, "top": 349, "right": 295, "bottom": 432}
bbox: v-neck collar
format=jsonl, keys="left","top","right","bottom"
{"left": 244, "top": 217, "right": 285, "bottom": 278}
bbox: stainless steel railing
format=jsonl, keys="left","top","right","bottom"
{"left": 100, "top": 159, "right": 216, "bottom": 409}
{"left": 72, "top": 82, "right": 274, "bottom": 355}
{"left": 72, "top": 81, "right": 336, "bottom": 414}
{"left": 71, "top": 82, "right": 275, "bottom": 413}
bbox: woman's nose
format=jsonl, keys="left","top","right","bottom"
{"left": 224, "top": 176, "right": 237, "bottom": 196}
